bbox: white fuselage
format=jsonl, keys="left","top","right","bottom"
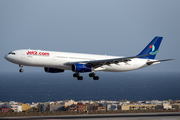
{"left": 4, "top": 49, "right": 156, "bottom": 72}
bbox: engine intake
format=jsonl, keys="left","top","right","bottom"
{"left": 44, "top": 67, "right": 65, "bottom": 73}
{"left": 71, "top": 63, "right": 92, "bottom": 72}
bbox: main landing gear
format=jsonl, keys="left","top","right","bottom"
{"left": 89, "top": 72, "right": 99, "bottom": 80}
{"left": 73, "top": 72, "right": 99, "bottom": 80}
{"left": 19, "top": 65, "right": 24, "bottom": 73}
{"left": 73, "top": 73, "right": 83, "bottom": 80}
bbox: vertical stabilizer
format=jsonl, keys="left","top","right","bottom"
{"left": 137, "top": 36, "right": 163, "bottom": 59}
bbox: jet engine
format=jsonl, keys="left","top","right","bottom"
{"left": 44, "top": 67, "right": 65, "bottom": 73}
{"left": 71, "top": 63, "right": 92, "bottom": 72}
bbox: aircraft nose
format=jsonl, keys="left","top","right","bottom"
{"left": 4, "top": 54, "right": 9, "bottom": 60}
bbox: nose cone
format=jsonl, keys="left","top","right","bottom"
{"left": 4, "top": 54, "right": 11, "bottom": 62}
{"left": 4, "top": 54, "right": 8, "bottom": 60}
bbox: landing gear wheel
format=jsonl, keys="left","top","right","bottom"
{"left": 19, "top": 69, "right": 24, "bottom": 73}
{"left": 93, "top": 76, "right": 99, "bottom": 80}
{"left": 89, "top": 73, "right": 95, "bottom": 77}
{"left": 77, "top": 76, "right": 83, "bottom": 80}
{"left": 19, "top": 65, "right": 23, "bottom": 73}
{"left": 73, "top": 73, "right": 79, "bottom": 77}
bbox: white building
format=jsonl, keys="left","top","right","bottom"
{"left": 150, "top": 100, "right": 163, "bottom": 105}
{"left": 119, "top": 101, "right": 130, "bottom": 105}
{"left": 10, "top": 104, "right": 18, "bottom": 112}
{"left": 8, "top": 101, "right": 22, "bottom": 112}
{"left": 145, "top": 101, "right": 151, "bottom": 104}
{"left": 78, "top": 100, "right": 90, "bottom": 104}
{"left": 62, "top": 99, "right": 75, "bottom": 106}
{"left": 0, "top": 102, "right": 7, "bottom": 108}
{"left": 8, "top": 101, "right": 18, "bottom": 108}
{"left": 107, "top": 104, "right": 118, "bottom": 110}
{"left": 17, "top": 105, "right": 22, "bottom": 112}
{"left": 163, "top": 101, "right": 172, "bottom": 109}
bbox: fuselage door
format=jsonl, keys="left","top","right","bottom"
{"left": 21, "top": 51, "right": 26, "bottom": 58}
{"left": 53, "top": 54, "right": 57, "bottom": 60}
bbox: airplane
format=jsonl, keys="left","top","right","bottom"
{"left": 4, "top": 36, "right": 173, "bottom": 80}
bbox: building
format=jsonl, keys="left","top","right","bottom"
{"left": 10, "top": 104, "right": 18, "bottom": 112}
{"left": 69, "top": 103, "right": 87, "bottom": 112}
{"left": 8, "top": 101, "right": 18, "bottom": 108}
{"left": 30, "top": 102, "right": 39, "bottom": 112}
{"left": 0, "top": 102, "right": 8, "bottom": 108}
{"left": 77, "top": 100, "right": 90, "bottom": 105}
{"left": 0, "top": 107, "right": 10, "bottom": 113}
{"left": 119, "top": 101, "right": 131, "bottom": 105}
{"left": 22, "top": 103, "right": 31, "bottom": 112}
{"left": 119, "top": 104, "right": 157, "bottom": 110}
{"left": 87, "top": 104, "right": 94, "bottom": 111}
{"left": 172, "top": 104, "right": 180, "bottom": 110}
{"left": 47, "top": 104, "right": 64, "bottom": 111}
{"left": 62, "top": 100, "right": 75, "bottom": 107}
{"left": 97, "top": 106, "right": 106, "bottom": 111}
{"left": 173, "top": 100, "right": 180, "bottom": 104}
{"left": 91, "top": 104, "right": 99, "bottom": 111}
{"left": 119, "top": 105, "right": 129, "bottom": 110}
{"left": 91, "top": 104, "right": 106, "bottom": 111}
{"left": 17, "top": 105, "right": 22, "bottom": 112}
{"left": 69, "top": 104, "right": 76, "bottom": 111}
{"left": 163, "top": 103, "right": 172, "bottom": 109}
{"left": 150, "top": 100, "right": 163, "bottom": 105}
{"left": 7, "top": 101, "right": 22, "bottom": 112}
{"left": 107, "top": 104, "right": 118, "bottom": 110}
{"left": 76, "top": 103, "right": 87, "bottom": 112}
{"left": 38, "top": 103, "right": 44, "bottom": 112}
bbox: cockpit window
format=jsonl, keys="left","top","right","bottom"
{"left": 8, "top": 52, "right": 15, "bottom": 55}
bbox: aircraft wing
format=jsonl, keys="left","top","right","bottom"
{"left": 66, "top": 54, "right": 152, "bottom": 68}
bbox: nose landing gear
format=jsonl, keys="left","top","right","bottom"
{"left": 19, "top": 65, "right": 24, "bottom": 73}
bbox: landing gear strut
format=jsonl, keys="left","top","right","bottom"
{"left": 89, "top": 73, "right": 95, "bottom": 77}
{"left": 19, "top": 65, "right": 24, "bottom": 73}
{"left": 89, "top": 72, "right": 99, "bottom": 80}
{"left": 73, "top": 73, "right": 83, "bottom": 80}
{"left": 73, "top": 72, "right": 79, "bottom": 77}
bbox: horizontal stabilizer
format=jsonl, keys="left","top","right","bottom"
{"left": 147, "top": 59, "right": 174, "bottom": 65}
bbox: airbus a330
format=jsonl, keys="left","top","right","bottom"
{"left": 4, "top": 36, "right": 172, "bottom": 80}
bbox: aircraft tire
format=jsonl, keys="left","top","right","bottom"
{"left": 19, "top": 69, "right": 24, "bottom": 73}
{"left": 77, "top": 76, "right": 83, "bottom": 80}
{"left": 93, "top": 76, "right": 99, "bottom": 80}
{"left": 73, "top": 73, "right": 79, "bottom": 77}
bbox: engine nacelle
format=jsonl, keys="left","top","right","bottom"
{"left": 44, "top": 67, "right": 65, "bottom": 73}
{"left": 71, "top": 63, "right": 92, "bottom": 72}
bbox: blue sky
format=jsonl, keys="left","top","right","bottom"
{"left": 0, "top": 0, "right": 179, "bottom": 73}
